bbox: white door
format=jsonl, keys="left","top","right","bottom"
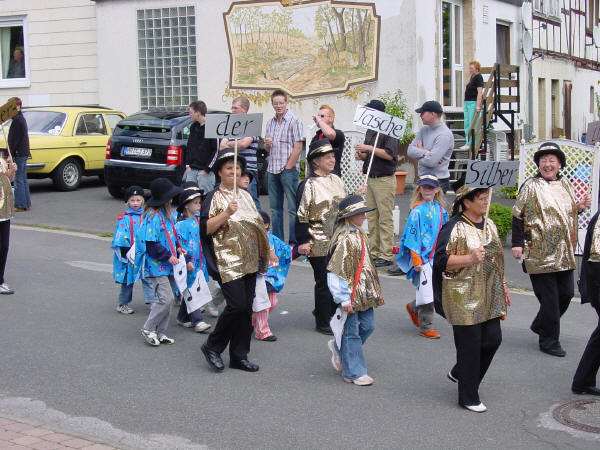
{"left": 440, "top": 0, "right": 464, "bottom": 108}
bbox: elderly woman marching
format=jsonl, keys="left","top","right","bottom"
{"left": 200, "top": 150, "right": 271, "bottom": 373}
{"left": 296, "top": 139, "right": 346, "bottom": 334}
{"left": 511, "top": 142, "right": 591, "bottom": 357}
{"left": 433, "top": 186, "right": 511, "bottom": 412}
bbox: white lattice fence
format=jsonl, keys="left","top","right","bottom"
{"left": 519, "top": 139, "right": 600, "bottom": 253}
{"left": 341, "top": 130, "right": 366, "bottom": 194}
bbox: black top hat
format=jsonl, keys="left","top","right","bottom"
{"left": 124, "top": 185, "right": 145, "bottom": 203}
{"left": 177, "top": 189, "right": 203, "bottom": 212}
{"left": 415, "top": 100, "right": 444, "bottom": 114}
{"left": 307, "top": 138, "right": 335, "bottom": 161}
{"left": 365, "top": 99, "right": 386, "bottom": 112}
{"left": 175, "top": 182, "right": 203, "bottom": 207}
{"left": 211, "top": 150, "right": 247, "bottom": 175}
{"left": 146, "top": 178, "right": 183, "bottom": 207}
{"left": 533, "top": 142, "right": 566, "bottom": 168}
{"left": 337, "top": 194, "right": 375, "bottom": 220}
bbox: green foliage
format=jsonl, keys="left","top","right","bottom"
{"left": 489, "top": 203, "right": 512, "bottom": 243}
{"left": 378, "top": 90, "right": 415, "bottom": 145}
{"left": 499, "top": 186, "right": 517, "bottom": 199}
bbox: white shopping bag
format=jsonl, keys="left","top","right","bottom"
{"left": 330, "top": 307, "right": 348, "bottom": 350}
{"left": 252, "top": 275, "right": 271, "bottom": 312}
{"left": 186, "top": 270, "right": 213, "bottom": 313}
{"left": 126, "top": 242, "right": 136, "bottom": 264}
{"left": 415, "top": 262, "right": 434, "bottom": 306}
{"left": 173, "top": 255, "right": 188, "bottom": 294}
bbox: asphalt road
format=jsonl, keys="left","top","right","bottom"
{"left": 1, "top": 224, "right": 599, "bottom": 449}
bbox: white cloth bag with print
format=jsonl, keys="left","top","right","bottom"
{"left": 185, "top": 270, "right": 213, "bottom": 314}
{"left": 415, "top": 262, "right": 434, "bottom": 306}
{"left": 173, "top": 254, "right": 188, "bottom": 294}
{"left": 252, "top": 275, "right": 271, "bottom": 312}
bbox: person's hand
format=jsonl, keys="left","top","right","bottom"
{"left": 414, "top": 265, "right": 422, "bottom": 272}
{"left": 415, "top": 140, "right": 423, "bottom": 149}
{"left": 269, "top": 249, "right": 279, "bottom": 267}
{"left": 186, "top": 262, "right": 194, "bottom": 271}
{"left": 511, "top": 247, "right": 523, "bottom": 260}
{"left": 284, "top": 161, "right": 296, "bottom": 170}
{"left": 312, "top": 115, "right": 321, "bottom": 126}
{"left": 355, "top": 143, "right": 371, "bottom": 154}
{"left": 577, "top": 193, "right": 592, "bottom": 211}
{"left": 469, "top": 246, "right": 485, "bottom": 265}
{"left": 226, "top": 200, "right": 238, "bottom": 216}
{"left": 342, "top": 303, "right": 354, "bottom": 313}
{"left": 219, "top": 138, "right": 230, "bottom": 150}
{"left": 178, "top": 247, "right": 187, "bottom": 255}
{"left": 169, "top": 255, "right": 179, "bottom": 265}
{"left": 503, "top": 282, "right": 512, "bottom": 307}
{"left": 298, "top": 243, "right": 312, "bottom": 256}
{"left": 264, "top": 137, "right": 273, "bottom": 151}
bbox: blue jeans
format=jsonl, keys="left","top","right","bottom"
{"left": 247, "top": 171, "right": 261, "bottom": 211}
{"left": 14, "top": 156, "right": 30, "bottom": 209}
{"left": 118, "top": 277, "right": 154, "bottom": 305}
{"left": 185, "top": 169, "right": 215, "bottom": 194}
{"left": 340, "top": 308, "right": 375, "bottom": 380}
{"left": 268, "top": 168, "right": 298, "bottom": 242}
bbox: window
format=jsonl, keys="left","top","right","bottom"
{"left": 75, "top": 114, "right": 107, "bottom": 135}
{"left": 533, "top": 0, "right": 561, "bottom": 20}
{"left": 587, "top": 0, "right": 599, "bottom": 30}
{"left": 104, "top": 114, "right": 123, "bottom": 131}
{"left": 137, "top": 6, "right": 197, "bottom": 110}
{"left": 591, "top": 86, "right": 596, "bottom": 114}
{"left": 21, "top": 111, "right": 66, "bottom": 135}
{"left": 0, "top": 17, "right": 28, "bottom": 86}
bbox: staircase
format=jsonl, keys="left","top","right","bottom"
{"left": 445, "top": 111, "right": 470, "bottom": 187}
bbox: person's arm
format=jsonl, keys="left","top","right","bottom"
{"left": 356, "top": 136, "right": 395, "bottom": 161}
{"left": 220, "top": 137, "right": 254, "bottom": 150}
{"left": 407, "top": 132, "right": 426, "bottom": 159}
{"left": 285, "top": 118, "right": 304, "bottom": 169}
{"left": 418, "top": 133, "right": 454, "bottom": 168}
{"left": 476, "top": 87, "right": 484, "bottom": 111}
{"left": 314, "top": 116, "right": 336, "bottom": 141}
{"left": 206, "top": 201, "right": 238, "bottom": 235}
{"left": 327, "top": 272, "right": 351, "bottom": 307}
{"left": 146, "top": 241, "right": 172, "bottom": 261}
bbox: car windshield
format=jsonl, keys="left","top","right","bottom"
{"left": 22, "top": 111, "right": 67, "bottom": 135}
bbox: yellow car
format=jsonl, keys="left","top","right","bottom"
{"left": 0, "top": 106, "right": 125, "bottom": 190}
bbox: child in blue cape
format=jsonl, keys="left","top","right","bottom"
{"left": 252, "top": 210, "right": 292, "bottom": 342}
{"left": 397, "top": 175, "right": 448, "bottom": 339}
{"left": 112, "top": 186, "right": 150, "bottom": 314}
{"left": 175, "top": 186, "right": 212, "bottom": 333}
{"left": 136, "top": 178, "right": 183, "bottom": 347}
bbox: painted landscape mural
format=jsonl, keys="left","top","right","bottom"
{"left": 224, "top": 0, "right": 380, "bottom": 97}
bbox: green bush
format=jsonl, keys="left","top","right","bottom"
{"left": 499, "top": 186, "right": 518, "bottom": 199}
{"left": 378, "top": 90, "right": 415, "bottom": 146}
{"left": 489, "top": 203, "right": 512, "bottom": 243}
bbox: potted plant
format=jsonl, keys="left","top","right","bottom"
{"left": 379, "top": 90, "right": 416, "bottom": 194}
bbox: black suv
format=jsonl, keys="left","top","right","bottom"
{"left": 105, "top": 110, "right": 268, "bottom": 198}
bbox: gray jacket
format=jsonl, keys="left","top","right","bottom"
{"left": 407, "top": 122, "right": 454, "bottom": 179}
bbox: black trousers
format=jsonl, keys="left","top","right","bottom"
{"left": 451, "top": 318, "right": 502, "bottom": 406}
{"left": 309, "top": 256, "right": 336, "bottom": 328}
{"left": 573, "top": 304, "right": 600, "bottom": 389}
{"left": 0, "top": 220, "right": 9, "bottom": 284}
{"left": 530, "top": 270, "right": 574, "bottom": 349}
{"left": 205, "top": 272, "right": 256, "bottom": 361}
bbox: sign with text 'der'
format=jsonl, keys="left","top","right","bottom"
{"left": 353, "top": 106, "right": 407, "bottom": 140}
{"left": 205, "top": 113, "right": 263, "bottom": 139}
{"left": 464, "top": 160, "right": 519, "bottom": 188}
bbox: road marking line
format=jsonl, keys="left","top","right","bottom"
{"left": 66, "top": 261, "right": 112, "bottom": 273}
{"left": 13, "top": 225, "right": 111, "bottom": 242}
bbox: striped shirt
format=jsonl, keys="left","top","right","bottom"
{"left": 239, "top": 137, "right": 259, "bottom": 173}
{"left": 265, "top": 110, "right": 304, "bottom": 174}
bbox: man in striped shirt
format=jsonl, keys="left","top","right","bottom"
{"left": 219, "top": 96, "right": 261, "bottom": 209}
{"left": 264, "top": 89, "right": 304, "bottom": 243}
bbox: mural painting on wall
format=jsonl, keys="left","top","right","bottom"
{"left": 223, "top": 0, "right": 380, "bottom": 98}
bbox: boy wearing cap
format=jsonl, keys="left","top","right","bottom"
{"left": 512, "top": 142, "right": 591, "bottom": 357}
{"left": 408, "top": 100, "right": 454, "bottom": 193}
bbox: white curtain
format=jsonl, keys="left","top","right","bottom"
{"left": 0, "top": 28, "right": 11, "bottom": 79}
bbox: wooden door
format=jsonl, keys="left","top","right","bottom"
{"left": 563, "top": 81, "right": 572, "bottom": 140}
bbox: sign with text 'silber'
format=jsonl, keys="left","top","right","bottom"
{"left": 465, "top": 160, "right": 519, "bottom": 188}
{"left": 353, "top": 106, "right": 407, "bottom": 140}
{"left": 205, "top": 113, "right": 263, "bottom": 139}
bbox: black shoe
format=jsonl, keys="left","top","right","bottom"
{"left": 572, "top": 386, "right": 600, "bottom": 396}
{"left": 201, "top": 344, "right": 225, "bottom": 371}
{"left": 374, "top": 258, "right": 392, "bottom": 268}
{"left": 259, "top": 335, "right": 277, "bottom": 342}
{"left": 316, "top": 325, "right": 334, "bottom": 335}
{"left": 387, "top": 266, "right": 404, "bottom": 276}
{"left": 540, "top": 344, "right": 566, "bottom": 357}
{"left": 229, "top": 359, "right": 259, "bottom": 372}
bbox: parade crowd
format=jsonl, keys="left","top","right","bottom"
{"left": 101, "top": 90, "right": 600, "bottom": 415}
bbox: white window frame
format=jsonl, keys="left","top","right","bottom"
{"left": 0, "top": 15, "right": 30, "bottom": 89}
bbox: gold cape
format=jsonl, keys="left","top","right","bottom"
{"left": 512, "top": 176, "right": 578, "bottom": 274}
{"left": 327, "top": 223, "right": 384, "bottom": 311}
{"left": 442, "top": 219, "right": 505, "bottom": 326}
{"left": 297, "top": 174, "right": 346, "bottom": 257}
{"left": 208, "top": 187, "right": 270, "bottom": 284}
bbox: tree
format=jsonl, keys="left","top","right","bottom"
{"left": 332, "top": 7, "right": 347, "bottom": 51}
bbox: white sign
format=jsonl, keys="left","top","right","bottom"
{"left": 353, "top": 106, "right": 407, "bottom": 140}
{"left": 205, "top": 113, "right": 263, "bottom": 139}
{"left": 464, "top": 160, "right": 519, "bottom": 188}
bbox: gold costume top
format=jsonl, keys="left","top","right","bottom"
{"left": 208, "top": 187, "right": 270, "bottom": 284}
{"left": 589, "top": 217, "right": 600, "bottom": 263}
{"left": 512, "top": 176, "right": 578, "bottom": 274}
{"left": 0, "top": 159, "right": 14, "bottom": 222}
{"left": 296, "top": 174, "right": 346, "bottom": 257}
{"left": 440, "top": 218, "right": 505, "bottom": 326}
{"left": 327, "top": 223, "right": 384, "bottom": 312}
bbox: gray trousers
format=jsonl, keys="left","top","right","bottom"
{"left": 411, "top": 300, "right": 434, "bottom": 331}
{"left": 143, "top": 276, "right": 174, "bottom": 335}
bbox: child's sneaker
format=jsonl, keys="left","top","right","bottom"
{"left": 141, "top": 329, "right": 160, "bottom": 346}
{"left": 344, "top": 375, "right": 374, "bottom": 386}
{"left": 116, "top": 304, "right": 134, "bottom": 315}
{"left": 177, "top": 320, "right": 193, "bottom": 328}
{"left": 205, "top": 304, "right": 220, "bottom": 318}
{"left": 158, "top": 334, "right": 175, "bottom": 344}
{"left": 420, "top": 329, "right": 441, "bottom": 339}
{"left": 405, "top": 302, "right": 420, "bottom": 328}
{"left": 194, "top": 321, "right": 212, "bottom": 333}
{"left": 327, "top": 339, "right": 341, "bottom": 372}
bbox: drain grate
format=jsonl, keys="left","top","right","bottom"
{"left": 552, "top": 399, "right": 600, "bottom": 434}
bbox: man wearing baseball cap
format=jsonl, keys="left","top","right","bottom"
{"left": 407, "top": 100, "right": 454, "bottom": 193}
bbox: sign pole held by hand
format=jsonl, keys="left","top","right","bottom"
{"left": 233, "top": 138, "right": 238, "bottom": 198}
{"left": 483, "top": 187, "right": 493, "bottom": 243}
{"left": 364, "top": 132, "right": 380, "bottom": 181}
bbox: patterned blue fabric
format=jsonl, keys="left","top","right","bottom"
{"left": 396, "top": 201, "right": 448, "bottom": 285}
{"left": 265, "top": 232, "right": 292, "bottom": 293}
{"left": 136, "top": 208, "right": 178, "bottom": 278}
{"left": 111, "top": 207, "right": 143, "bottom": 285}
{"left": 175, "top": 216, "right": 209, "bottom": 287}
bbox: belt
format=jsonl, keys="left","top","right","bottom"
{"left": 368, "top": 173, "right": 394, "bottom": 179}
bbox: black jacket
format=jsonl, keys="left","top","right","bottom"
{"left": 7, "top": 111, "right": 30, "bottom": 158}
{"left": 185, "top": 122, "right": 217, "bottom": 171}
{"left": 579, "top": 211, "right": 600, "bottom": 308}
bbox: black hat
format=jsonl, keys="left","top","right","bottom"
{"left": 211, "top": 150, "right": 246, "bottom": 175}
{"left": 337, "top": 194, "right": 374, "bottom": 220}
{"left": 175, "top": 182, "right": 204, "bottom": 207}
{"left": 533, "top": 142, "right": 566, "bottom": 168}
{"left": 146, "top": 178, "right": 183, "bottom": 207}
{"left": 177, "top": 189, "right": 203, "bottom": 212}
{"left": 240, "top": 169, "right": 254, "bottom": 183}
{"left": 415, "top": 100, "right": 444, "bottom": 114}
{"left": 416, "top": 175, "right": 440, "bottom": 188}
{"left": 307, "top": 138, "right": 334, "bottom": 161}
{"left": 365, "top": 99, "right": 386, "bottom": 112}
{"left": 259, "top": 210, "right": 270, "bottom": 225}
{"left": 124, "top": 185, "right": 145, "bottom": 202}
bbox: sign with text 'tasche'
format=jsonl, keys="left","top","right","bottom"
{"left": 205, "top": 113, "right": 263, "bottom": 139}
{"left": 353, "top": 106, "right": 407, "bottom": 140}
{"left": 464, "top": 160, "right": 519, "bottom": 188}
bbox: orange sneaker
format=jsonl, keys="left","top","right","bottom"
{"left": 405, "top": 303, "right": 420, "bottom": 328}
{"left": 420, "top": 329, "right": 441, "bottom": 339}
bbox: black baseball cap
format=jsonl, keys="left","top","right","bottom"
{"left": 415, "top": 100, "right": 444, "bottom": 114}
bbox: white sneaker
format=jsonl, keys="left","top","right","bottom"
{"left": 459, "top": 144, "right": 470, "bottom": 150}
{"left": 116, "top": 304, "right": 134, "bottom": 315}
{"left": 345, "top": 375, "right": 374, "bottom": 386}
{"left": 464, "top": 402, "right": 487, "bottom": 413}
{"left": 327, "top": 339, "right": 341, "bottom": 372}
{"left": 194, "top": 321, "right": 212, "bottom": 333}
{"left": 0, "top": 283, "right": 14, "bottom": 295}
{"left": 141, "top": 329, "right": 160, "bottom": 346}
{"left": 177, "top": 320, "right": 193, "bottom": 328}
{"left": 205, "top": 304, "right": 219, "bottom": 318}
{"left": 158, "top": 334, "right": 175, "bottom": 344}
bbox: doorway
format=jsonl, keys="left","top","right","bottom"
{"left": 441, "top": 0, "right": 464, "bottom": 108}
{"left": 496, "top": 23, "right": 511, "bottom": 65}
{"left": 563, "top": 81, "right": 572, "bottom": 140}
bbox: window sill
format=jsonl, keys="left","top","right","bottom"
{"left": 0, "top": 79, "right": 31, "bottom": 89}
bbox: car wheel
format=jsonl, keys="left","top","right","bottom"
{"left": 107, "top": 184, "right": 123, "bottom": 199}
{"left": 52, "top": 158, "right": 83, "bottom": 191}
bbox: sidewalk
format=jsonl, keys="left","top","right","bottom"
{"left": 0, "top": 417, "right": 117, "bottom": 450}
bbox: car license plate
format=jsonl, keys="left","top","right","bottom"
{"left": 121, "top": 146, "right": 152, "bottom": 158}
